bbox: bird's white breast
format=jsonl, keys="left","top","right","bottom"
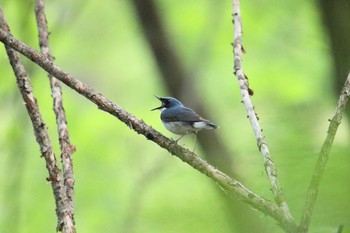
{"left": 162, "top": 121, "right": 194, "bottom": 135}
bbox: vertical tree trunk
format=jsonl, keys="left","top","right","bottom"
{"left": 318, "top": 0, "right": 350, "bottom": 114}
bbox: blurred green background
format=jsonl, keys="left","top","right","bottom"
{"left": 0, "top": 0, "right": 349, "bottom": 232}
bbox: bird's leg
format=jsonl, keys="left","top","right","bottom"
{"left": 192, "top": 132, "right": 197, "bottom": 153}
{"left": 175, "top": 135, "right": 185, "bottom": 143}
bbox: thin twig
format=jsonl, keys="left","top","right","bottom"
{"left": 231, "top": 0, "right": 293, "bottom": 220}
{"left": 121, "top": 158, "right": 166, "bottom": 233}
{"left": 299, "top": 73, "right": 350, "bottom": 233}
{"left": 337, "top": 224, "right": 344, "bottom": 233}
{"left": 34, "top": 1, "right": 76, "bottom": 232}
{"left": 0, "top": 9, "right": 70, "bottom": 233}
{"left": 0, "top": 26, "right": 299, "bottom": 232}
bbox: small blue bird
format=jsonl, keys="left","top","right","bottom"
{"left": 151, "top": 96, "right": 218, "bottom": 146}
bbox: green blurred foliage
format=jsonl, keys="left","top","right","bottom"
{"left": 0, "top": 0, "right": 349, "bottom": 233}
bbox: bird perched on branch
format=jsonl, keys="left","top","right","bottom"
{"left": 151, "top": 96, "right": 217, "bottom": 150}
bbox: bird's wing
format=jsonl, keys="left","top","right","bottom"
{"left": 161, "top": 107, "right": 205, "bottom": 122}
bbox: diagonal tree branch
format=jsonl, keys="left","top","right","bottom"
{"left": 299, "top": 72, "right": 350, "bottom": 232}
{"left": 34, "top": 1, "right": 76, "bottom": 232}
{"left": 0, "top": 9, "right": 72, "bottom": 233}
{"left": 232, "top": 0, "right": 293, "bottom": 220}
{"left": 0, "top": 25, "right": 299, "bottom": 232}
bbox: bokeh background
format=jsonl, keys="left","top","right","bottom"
{"left": 0, "top": 0, "right": 349, "bottom": 232}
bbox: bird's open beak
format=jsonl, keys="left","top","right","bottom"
{"left": 151, "top": 95, "right": 163, "bottom": 111}
{"left": 151, "top": 106, "right": 163, "bottom": 111}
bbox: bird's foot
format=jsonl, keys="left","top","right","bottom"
{"left": 170, "top": 137, "right": 178, "bottom": 143}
